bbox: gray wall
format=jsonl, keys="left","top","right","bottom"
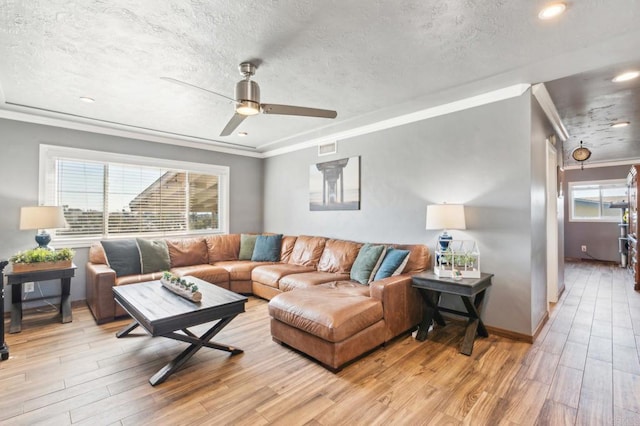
{"left": 1, "top": 118, "right": 263, "bottom": 311}
{"left": 563, "top": 165, "right": 629, "bottom": 262}
{"left": 264, "top": 91, "right": 546, "bottom": 335}
{"left": 530, "top": 97, "right": 553, "bottom": 330}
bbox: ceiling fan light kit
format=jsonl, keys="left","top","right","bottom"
{"left": 236, "top": 100, "right": 260, "bottom": 116}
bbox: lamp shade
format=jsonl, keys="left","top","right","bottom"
{"left": 426, "top": 204, "right": 466, "bottom": 230}
{"left": 20, "top": 206, "right": 68, "bottom": 230}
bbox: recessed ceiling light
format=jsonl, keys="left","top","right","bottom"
{"left": 612, "top": 71, "right": 640, "bottom": 83}
{"left": 538, "top": 2, "right": 567, "bottom": 20}
{"left": 79, "top": 96, "right": 95, "bottom": 103}
{"left": 237, "top": 131, "right": 248, "bottom": 137}
{"left": 611, "top": 121, "right": 630, "bottom": 128}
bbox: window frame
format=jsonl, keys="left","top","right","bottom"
{"left": 39, "top": 144, "right": 230, "bottom": 247}
{"left": 568, "top": 179, "right": 627, "bottom": 223}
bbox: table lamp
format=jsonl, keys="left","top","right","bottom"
{"left": 20, "top": 206, "right": 68, "bottom": 250}
{"left": 426, "top": 204, "right": 466, "bottom": 251}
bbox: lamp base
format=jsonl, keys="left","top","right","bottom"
{"left": 35, "top": 231, "right": 53, "bottom": 250}
{"left": 438, "top": 231, "right": 453, "bottom": 251}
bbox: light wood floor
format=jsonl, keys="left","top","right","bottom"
{"left": 1, "top": 261, "right": 639, "bottom": 425}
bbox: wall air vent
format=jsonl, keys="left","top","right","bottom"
{"left": 318, "top": 141, "right": 337, "bottom": 156}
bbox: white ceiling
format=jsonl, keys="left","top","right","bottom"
{"left": 1, "top": 1, "right": 640, "bottom": 159}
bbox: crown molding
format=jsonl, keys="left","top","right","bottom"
{"left": 1, "top": 83, "right": 531, "bottom": 160}
{"left": 0, "top": 107, "right": 264, "bottom": 158}
{"left": 532, "top": 83, "right": 569, "bottom": 142}
{"left": 262, "top": 83, "right": 531, "bottom": 158}
{"left": 563, "top": 157, "right": 640, "bottom": 170}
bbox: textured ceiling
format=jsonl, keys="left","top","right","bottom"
{"left": 545, "top": 63, "right": 640, "bottom": 168}
{"left": 0, "top": 1, "right": 640, "bottom": 158}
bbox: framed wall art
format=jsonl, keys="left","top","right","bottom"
{"left": 309, "top": 156, "right": 360, "bottom": 211}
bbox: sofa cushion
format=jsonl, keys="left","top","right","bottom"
{"left": 317, "top": 239, "right": 363, "bottom": 273}
{"left": 280, "top": 236, "right": 297, "bottom": 263}
{"left": 101, "top": 239, "right": 141, "bottom": 277}
{"left": 215, "top": 260, "right": 272, "bottom": 281}
{"left": 239, "top": 234, "right": 259, "bottom": 260}
{"left": 115, "top": 271, "right": 164, "bottom": 286}
{"left": 317, "top": 280, "right": 371, "bottom": 297}
{"left": 373, "top": 248, "right": 410, "bottom": 281}
{"left": 170, "top": 264, "right": 229, "bottom": 284}
{"left": 394, "top": 244, "right": 431, "bottom": 274}
{"left": 252, "top": 264, "right": 316, "bottom": 288}
{"left": 205, "top": 234, "right": 240, "bottom": 262}
{"left": 289, "top": 235, "right": 326, "bottom": 267}
{"left": 269, "top": 288, "right": 383, "bottom": 343}
{"left": 136, "top": 238, "right": 171, "bottom": 274}
{"left": 350, "top": 244, "right": 386, "bottom": 285}
{"left": 166, "top": 238, "right": 208, "bottom": 267}
{"left": 252, "top": 234, "right": 283, "bottom": 262}
{"left": 278, "top": 271, "right": 350, "bottom": 292}
{"left": 89, "top": 242, "right": 107, "bottom": 264}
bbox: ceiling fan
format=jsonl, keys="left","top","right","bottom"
{"left": 162, "top": 62, "right": 337, "bottom": 136}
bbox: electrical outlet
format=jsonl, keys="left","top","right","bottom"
{"left": 581, "top": 245, "right": 587, "bottom": 253}
{"left": 24, "top": 282, "right": 34, "bottom": 293}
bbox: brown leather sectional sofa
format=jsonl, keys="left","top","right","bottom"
{"left": 86, "top": 234, "right": 430, "bottom": 370}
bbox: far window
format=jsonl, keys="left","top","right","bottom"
{"left": 569, "top": 179, "right": 627, "bottom": 222}
{"left": 40, "top": 145, "right": 229, "bottom": 244}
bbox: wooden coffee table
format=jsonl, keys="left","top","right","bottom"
{"left": 113, "top": 276, "right": 247, "bottom": 386}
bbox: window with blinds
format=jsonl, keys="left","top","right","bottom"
{"left": 40, "top": 145, "right": 229, "bottom": 241}
{"left": 568, "top": 179, "right": 627, "bottom": 222}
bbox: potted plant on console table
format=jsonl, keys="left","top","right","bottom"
{"left": 9, "top": 247, "right": 75, "bottom": 273}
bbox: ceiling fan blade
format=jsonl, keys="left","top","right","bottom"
{"left": 220, "top": 113, "right": 247, "bottom": 136}
{"left": 261, "top": 104, "right": 337, "bottom": 119}
{"left": 161, "top": 77, "right": 237, "bottom": 103}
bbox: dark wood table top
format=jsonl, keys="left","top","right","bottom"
{"left": 3, "top": 263, "right": 77, "bottom": 284}
{"left": 412, "top": 271, "right": 493, "bottom": 297}
{"left": 113, "top": 276, "right": 247, "bottom": 336}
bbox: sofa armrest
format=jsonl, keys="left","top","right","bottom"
{"left": 86, "top": 262, "right": 117, "bottom": 324}
{"left": 369, "top": 275, "right": 423, "bottom": 340}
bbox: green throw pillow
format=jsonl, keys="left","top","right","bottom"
{"left": 252, "top": 234, "right": 283, "bottom": 262}
{"left": 136, "top": 238, "right": 171, "bottom": 274}
{"left": 239, "top": 234, "right": 259, "bottom": 260}
{"left": 350, "top": 244, "right": 386, "bottom": 285}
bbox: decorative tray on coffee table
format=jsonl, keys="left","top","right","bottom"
{"left": 160, "top": 272, "right": 202, "bottom": 302}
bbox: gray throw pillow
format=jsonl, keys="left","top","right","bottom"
{"left": 350, "top": 244, "right": 386, "bottom": 285}
{"left": 100, "top": 239, "right": 141, "bottom": 277}
{"left": 136, "top": 238, "right": 170, "bottom": 274}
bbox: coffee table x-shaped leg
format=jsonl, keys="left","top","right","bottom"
{"left": 116, "top": 315, "right": 243, "bottom": 386}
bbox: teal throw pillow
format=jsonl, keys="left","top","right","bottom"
{"left": 100, "top": 239, "right": 141, "bottom": 277}
{"left": 350, "top": 244, "right": 386, "bottom": 285}
{"left": 373, "top": 248, "right": 410, "bottom": 281}
{"left": 252, "top": 234, "right": 283, "bottom": 262}
{"left": 136, "top": 238, "right": 171, "bottom": 274}
{"left": 239, "top": 234, "right": 259, "bottom": 260}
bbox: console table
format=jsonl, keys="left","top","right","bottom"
{"left": 3, "top": 263, "right": 77, "bottom": 333}
{"left": 412, "top": 271, "right": 493, "bottom": 355}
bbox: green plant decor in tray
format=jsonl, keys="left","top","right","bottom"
{"left": 10, "top": 247, "right": 75, "bottom": 272}
{"left": 10, "top": 247, "right": 75, "bottom": 264}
